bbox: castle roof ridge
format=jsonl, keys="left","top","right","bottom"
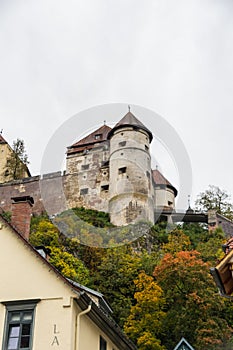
{"left": 67, "top": 124, "right": 112, "bottom": 155}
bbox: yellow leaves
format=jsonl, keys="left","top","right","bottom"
{"left": 124, "top": 271, "right": 166, "bottom": 350}
{"left": 162, "top": 229, "right": 191, "bottom": 254}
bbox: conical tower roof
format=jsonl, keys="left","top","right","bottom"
{"left": 107, "top": 111, "right": 153, "bottom": 142}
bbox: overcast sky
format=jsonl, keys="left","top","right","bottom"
{"left": 1, "top": 0, "right": 233, "bottom": 210}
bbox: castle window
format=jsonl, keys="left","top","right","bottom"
{"left": 99, "top": 336, "right": 107, "bottom": 350}
{"left": 168, "top": 201, "right": 173, "bottom": 206}
{"left": 95, "top": 134, "right": 102, "bottom": 140}
{"left": 118, "top": 167, "right": 127, "bottom": 175}
{"left": 101, "top": 185, "right": 109, "bottom": 192}
{"left": 81, "top": 164, "right": 89, "bottom": 170}
{"left": 80, "top": 188, "right": 88, "bottom": 195}
{"left": 119, "top": 141, "right": 126, "bottom": 147}
{"left": 145, "top": 145, "right": 149, "bottom": 151}
{"left": 2, "top": 300, "right": 39, "bottom": 350}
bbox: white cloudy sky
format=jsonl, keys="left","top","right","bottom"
{"left": 0, "top": 0, "right": 233, "bottom": 209}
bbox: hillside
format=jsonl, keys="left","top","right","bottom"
{"left": 28, "top": 207, "right": 233, "bottom": 350}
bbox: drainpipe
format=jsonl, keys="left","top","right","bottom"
{"left": 76, "top": 302, "right": 92, "bottom": 350}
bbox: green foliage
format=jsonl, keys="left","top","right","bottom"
{"left": 182, "top": 222, "right": 208, "bottom": 249}
{"left": 1, "top": 210, "right": 11, "bottom": 222}
{"left": 28, "top": 206, "right": 233, "bottom": 349}
{"left": 195, "top": 185, "right": 233, "bottom": 219}
{"left": 93, "top": 245, "right": 143, "bottom": 326}
{"left": 29, "top": 215, "right": 90, "bottom": 286}
{"left": 72, "top": 207, "right": 112, "bottom": 227}
{"left": 30, "top": 216, "right": 60, "bottom": 247}
{"left": 196, "top": 227, "right": 226, "bottom": 263}
{"left": 6, "top": 138, "right": 29, "bottom": 180}
{"left": 48, "top": 246, "right": 90, "bottom": 285}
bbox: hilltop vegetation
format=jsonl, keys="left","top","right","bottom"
{"left": 28, "top": 205, "right": 233, "bottom": 350}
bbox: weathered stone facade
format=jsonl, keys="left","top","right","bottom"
{"left": 0, "top": 112, "right": 178, "bottom": 225}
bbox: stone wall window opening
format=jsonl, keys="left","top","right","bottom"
{"left": 81, "top": 164, "right": 89, "bottom": 170}
{"left": 99, "top": 335, "right": 107, "bottom": 350}
{"left": 119, "top": 141, "right": 126, "bottom": 147}
{"left": 168, "top": 200, "right": 173, "bottom": 206}
{"left": 145, "top": 145, "right": 149, "bottom": 151}
{"left": 2, "top": 300, "right": 38, "bottom": 350}
{"left": 80, "top": 188, "right": 89, "bottom": 195}
{"left": 118, "top": 167, "right": 127, "bottom": 175}
{"left": 101, "top": 185, "right": 109, "bottom": 192}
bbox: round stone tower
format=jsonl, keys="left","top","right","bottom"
{"left": 107, "top": 110, "right": 154, "bottom": 226}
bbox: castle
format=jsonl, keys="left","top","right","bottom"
{"left": 0, "top": 110, "right": 177, "bottom": 226}
{"left": 66, "top": 110, "right": 177, "bottom": 225}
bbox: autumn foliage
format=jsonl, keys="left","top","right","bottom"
{"left": 29, "top": 210, "right": 233, "bottom": 350}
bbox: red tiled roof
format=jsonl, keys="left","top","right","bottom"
{"left": 152, "top": 169, "right": 178, "bottom": 196}
{"left": 67, "top": 124, "right": 112, "bottom": 155}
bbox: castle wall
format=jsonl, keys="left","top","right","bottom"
{"left": 66, "top": 141, "right": 110, "bottom": 212}
{"left": 0, "top": 175, "right": 44, "bottom": 215}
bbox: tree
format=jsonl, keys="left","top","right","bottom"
{"left": 153, "top": 250, "right": 232, "bottom": 350}
{"left": 93, "top": 246, "right": 143, "bottom": 326}
{"left": 48, "top": 246, "right": 90, "bottom": 285}
{"left": 29, "top": 215, "right": 90, "bottom": 286}
{"left": 6, "top": 138, "right": 29, "bottom": 180}
{"left": 195, "top": 185, "right": 233, "bottom": 219}
{"left": 162, "top": 228, "right": 191, "bottom": 254}
{"left": 124, "top": 271, "right": 166, "bottom": 350}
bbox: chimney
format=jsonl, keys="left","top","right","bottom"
{"left": 11, "top": 196, "right": 34, "bottom": 240}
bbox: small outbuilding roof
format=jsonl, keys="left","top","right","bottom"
{"left": 152, "top": 169, "right": 178, "bottom": 197}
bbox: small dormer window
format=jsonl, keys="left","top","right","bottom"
{"left": 95, "top": 134, "right": 102, "bottom": 140}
